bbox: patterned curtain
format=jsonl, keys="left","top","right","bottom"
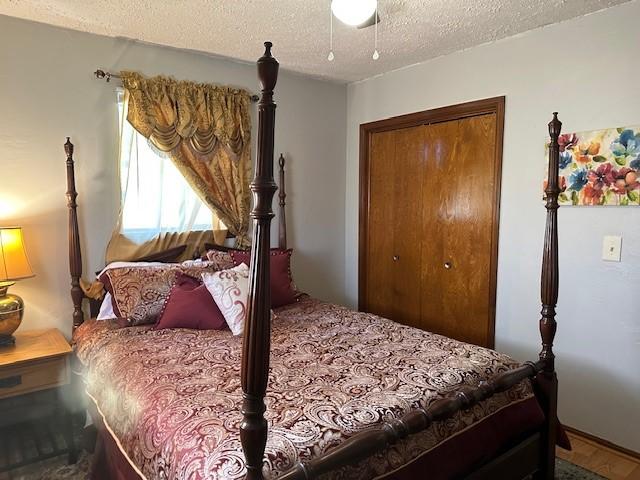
{"left": 121, "top": 72, "right": 252, "bottom": 247}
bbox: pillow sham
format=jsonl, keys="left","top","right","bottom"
{"left": 97, "top": 261, "right": 166, "bottom": 278}
{"left": 99, "top": 260, "right": 230, "bottom": 326}
{"left": 154, "top": 273, "right": 227, "bottom": 331}
{"left": 202, "top": 263, "right": 250, "bottom": 336}
{"left": 230, "top": 249, "right": 297, "bottom": 308}
{"left": 95, "top": 261, "right": 165, "bottom": 321}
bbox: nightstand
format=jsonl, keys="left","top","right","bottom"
{"left": 0, "top": 328, "right": 77, "bottom": 471}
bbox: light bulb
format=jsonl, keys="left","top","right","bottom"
{"left": 372, "top": 49, "right": 379, "bottom": 60}
{"left": 328, "top": 51, "right": 335, "bottom": 61}
{"left": 331, "top": 0, "right": 377, "bottom": 27}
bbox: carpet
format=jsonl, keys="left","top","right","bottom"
{"left": 1, "top": 456, "right": 606, "bottom": 479}
{"left": 556, "top": 458, "right": 607, "bottom": 480}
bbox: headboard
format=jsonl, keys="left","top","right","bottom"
{"left": 65, "top": 138, "right": 289, "bottom": 328}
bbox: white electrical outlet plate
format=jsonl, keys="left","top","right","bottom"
{"left": 602, "top": 236, "right": 622, "bottom": 262}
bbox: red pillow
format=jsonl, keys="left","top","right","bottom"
{"left": 230, "top": 249, "right": 297, "bottom": 308}
{"left": 154, "top": 273, "right": 227, "bottom": 331}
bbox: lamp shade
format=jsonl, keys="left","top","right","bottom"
{"left": 0, "top": 227, "right": 34, "bottom": 282}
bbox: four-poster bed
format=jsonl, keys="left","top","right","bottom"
{"left": 66, "top": 42, "right": 565, "bottom": 480}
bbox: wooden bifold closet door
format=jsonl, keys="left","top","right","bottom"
{"left": 360, "top": 99, "right": 504, "bottom": 348}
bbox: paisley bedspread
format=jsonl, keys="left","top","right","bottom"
{"left": 74, "top": 297, "right": 535, "bottom": 480}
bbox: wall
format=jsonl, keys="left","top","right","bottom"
{"left": 345, "top": 1, "right": 640, "bottom": 451}
{"left": 0, "top": 15, "right": 347, "bottom": 339}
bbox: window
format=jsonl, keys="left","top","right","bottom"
{"left": 117, "top": 91, "right": 214, "bottom": 242}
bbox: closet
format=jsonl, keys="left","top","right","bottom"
{"left": 359, "top": 98, "right": 504, "bottom": 347}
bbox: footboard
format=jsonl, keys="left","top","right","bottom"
{"left": 280, "top": 361, "right": 544, "bottom": 480}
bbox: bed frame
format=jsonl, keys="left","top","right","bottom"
{"left": 66, "top": 42, "right": 563, "bottom": 480}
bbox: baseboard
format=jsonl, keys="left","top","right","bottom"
{"left": 564, "top": 425, "right": 640, "bottom": 461}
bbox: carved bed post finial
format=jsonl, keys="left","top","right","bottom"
{"left": 540, "top": 112, "right": 561, "bottom": 375}
{"left": 240, "top": 41, "right": 279, "bottom": 480}
{"left": 65, "top": 138, "right": 84, "bottom": 331}
{"left": 278, "top": 154, "right": 287, "bottom": 250}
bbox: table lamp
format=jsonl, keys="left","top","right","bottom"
{"left": 0, "top": 227, "right": 34, "bottom": 346}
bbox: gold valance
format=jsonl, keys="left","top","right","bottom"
{"left": 121, "top": 72, "right": 251, "bottom": 156}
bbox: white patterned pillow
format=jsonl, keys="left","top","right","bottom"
{"left": 202, "top": 263, "right": 250, "bottom": 336}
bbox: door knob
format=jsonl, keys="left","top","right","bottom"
{"left": 393, "top": 255, "right": 400, "bottom": 262}
{"left": 444, "top": 261, "right": 452, "bottom": 269}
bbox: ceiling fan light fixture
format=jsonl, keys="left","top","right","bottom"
{"left": 331, "top": 0, "right": 377, "bottom": 27}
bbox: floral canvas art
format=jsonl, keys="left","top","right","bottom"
{"left": 544, "top": 126, "right": 640, "bottom": 205}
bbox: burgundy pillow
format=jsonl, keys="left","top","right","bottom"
{"left": 230, "top": 249, "right": 297, "bottom": 308}
{"left": 154, "top": 273, "right": 227, "bottom": 331}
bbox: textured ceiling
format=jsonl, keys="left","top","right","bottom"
{"left": 0, "top": 0, "right": 630, "bottom": 82}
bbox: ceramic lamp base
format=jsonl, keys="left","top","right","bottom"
{"left": 0, "top": 334, "right": 16, "bottom": 347}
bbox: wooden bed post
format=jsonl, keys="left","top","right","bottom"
{"left": 278, "top": 154, "right": 287, "bottom": 250}
{"left": 240, "top": 42, "right": 279, "bottom": 480}
{"left": 65, "top": 138, "right": 84, "bottom": 331}
{"left": 537, "top": 113, "right": 561, "bottom": 480}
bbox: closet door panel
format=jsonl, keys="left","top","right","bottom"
{"left": 421, "top": 114, "right": 497, "bottom": 346}
{"left": 365, "top": 130, "right": 398, "bottom": 320}
{"left": 390, "top": 126, "right": 425, "bottom": 327}
{"left": 366, "top": 126, "right": 424, "bottom": 324}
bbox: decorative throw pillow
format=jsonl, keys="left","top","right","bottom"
{"left": 202, "top": 263, "right": 250, "bottom": 336}
{"left": 230, "top": 249, "right": 297, "bottom": 308}
{"left": 99, "top": 260, "right": 230, "bottom": 326}
{"left": 203, "top": 249, "right": 236, "bottom": 270}
{"left": 154, "top": 273, "right": 227, "bottom": 331}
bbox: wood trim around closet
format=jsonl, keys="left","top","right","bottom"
{"left": 358, "top": 96, "right": 506, "bottom": 347}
